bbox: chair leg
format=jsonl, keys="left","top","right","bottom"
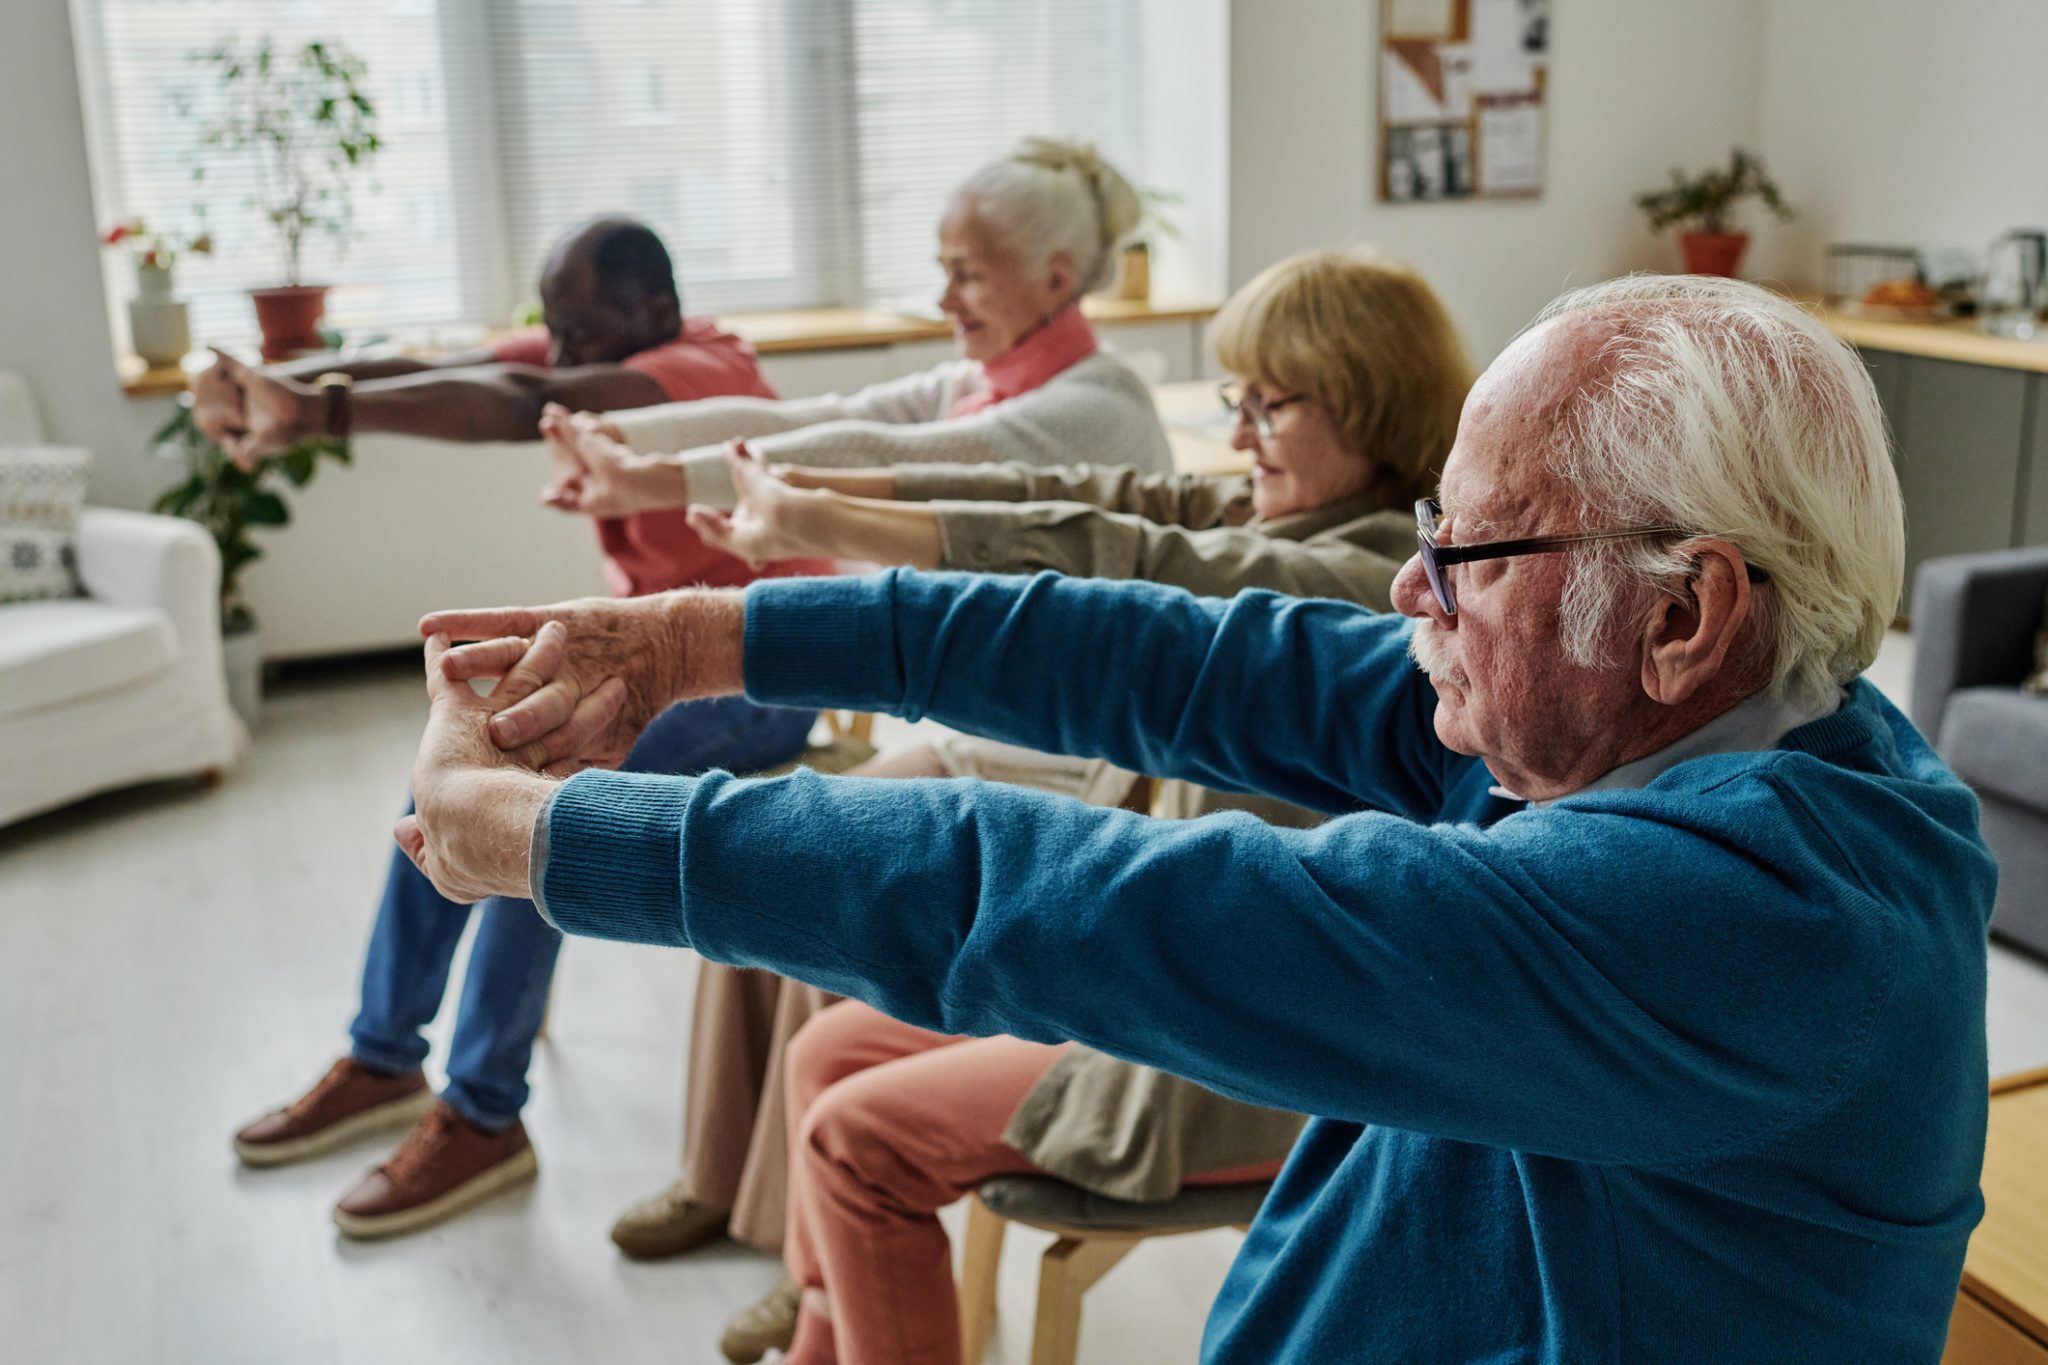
{"left": 958, "top": 1195, "right": 1008, "bottom": 1363}
{"left": 1029, "top": 1235, "right": 1140, "bottom": 1365}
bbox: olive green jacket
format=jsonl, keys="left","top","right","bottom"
{"left": 892, "top": 460, "right": 1414, "bottom": 1200}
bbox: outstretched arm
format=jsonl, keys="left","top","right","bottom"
{"left": 197, "top": 350, "right": 668, "bottom": 467}
{"left": 423, "top": 568, "right": 1452, "bottom": 824}
{"left": 528, "top": 742, "right": 1890, "bottom": 1168}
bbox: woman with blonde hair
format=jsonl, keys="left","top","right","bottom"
{"left": 683, "top": 245, "right": 1471, "bottom": 1365}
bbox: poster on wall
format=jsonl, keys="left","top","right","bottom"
{"left": 1379, "top": 0, "right": 1548, "bottom": 202}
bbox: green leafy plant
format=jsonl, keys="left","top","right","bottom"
{"left": 1635, "top": 149, "right": 1793, "bottom": 235}
{"left": 181, "top": 37, "right": 383, "bottom": 285}
{"left": 150, "top": 398, "right": 350, "bottom": 632}
{"left": 1131, "top": 186, "right": 1186, "bottom": 251}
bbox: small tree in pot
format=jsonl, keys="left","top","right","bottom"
{"left": 182, "top": 37, "right": 383, "bottom": 359}
{"left": 1635, "top": 148, "right": 1792, "bottom": 278}
{"left": 150, "top": 397, "right": 351, "bottom": 723}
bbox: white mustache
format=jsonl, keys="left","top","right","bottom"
{"left": 1408, "top": 620, "right": 1456, "bottom": 683}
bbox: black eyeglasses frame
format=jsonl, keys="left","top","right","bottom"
{"left": 1413, "top": 498, "right": 1769, "bottom": 616}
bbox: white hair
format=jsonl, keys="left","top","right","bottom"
{"left": 1526, "top": 274, "right": 1904, "bottom": 708}
{"left": 951, "top": 137, "right": 1143, "bottom": 296}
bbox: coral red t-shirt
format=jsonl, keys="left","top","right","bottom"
{"left": 492, "top": 320, "right": 821, "bottom": 597}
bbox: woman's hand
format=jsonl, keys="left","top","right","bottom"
{"left": 776, "top": 465, "right": 901, "bottom": 500}
{"left": 539, "top": 404, "right": 656, "bottom": 518}
{"left": 684, "top": 442, "right": 828, "bottom": 568}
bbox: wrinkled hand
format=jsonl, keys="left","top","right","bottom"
{"left": 539, "top": 403, "right": 644, "bottom": 518}
{"left": 684, "top": 442, "right": 820, "bottom": 568}
{"left": 394, "top": 632, "right": 579, "bottom": 903}
{"left": 191, "top": 351, "right": 248, "bottom": 450}
{"left": 419, "top": 589, "right": 746, "bottom": 772}
{"left": 201, "top": 350, "right": 322, "bottom": 471}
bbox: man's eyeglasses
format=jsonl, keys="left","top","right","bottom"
{"left": 1413, "top": 498, "right": 1769, "bottom": 617}
{"left": 1217, "top": 382, "right": 1308, "bottom": 439}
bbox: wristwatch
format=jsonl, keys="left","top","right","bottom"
{"left": 314, "top": 371, "right": 355, "bottom": 440}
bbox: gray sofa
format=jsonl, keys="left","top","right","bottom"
{"left": 1911, "top": 547, "right": 2048, "bottom": 960}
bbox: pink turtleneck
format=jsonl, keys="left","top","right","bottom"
{"left": 947, "top": 302, "right": 1100, "bottom": 417}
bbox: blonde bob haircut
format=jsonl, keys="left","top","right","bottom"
{"left": 1211, "top": 247, "right": 1471, "bottom": 501}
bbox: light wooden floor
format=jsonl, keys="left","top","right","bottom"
{"left": 0, "top": 660, "right": 1237, "bottom": 1365}
{"left": 3, "top": 631, "right": 2045, "bottom": 1365}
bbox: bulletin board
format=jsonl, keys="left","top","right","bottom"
{"left": 1378, "top": 0, "right": 1549, "bottom": 202}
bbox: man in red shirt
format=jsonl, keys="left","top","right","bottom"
{"left": 220, "top": 218, "right": 821, "bottom": 1239}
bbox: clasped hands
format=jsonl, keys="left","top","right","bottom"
{"left": 193, "top": 350, "right": 327, "bottom": 471}
{"left": 394, "top": 589, "right": 747, "bottom": 904}
{"left": 538, "top": 403, "right": 826, "bottom": 564}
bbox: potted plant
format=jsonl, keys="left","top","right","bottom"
{"left": 1117, "top": 187, "right": 1186, "bottom": 303}
{"left": 102, "top": 218, "right": 214, "bottom": 367}
{"left": 149, "top": 396, "right": 350, "bottom": 724}
{"left": 1635, "top": 149, "right": 1792, "bottom": 278}
{"left": 182, "top": 37, "right": 383, "bottom": 360}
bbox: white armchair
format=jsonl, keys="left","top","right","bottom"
{"left": 0, "top": 374, "right": 244, "bottom": 827}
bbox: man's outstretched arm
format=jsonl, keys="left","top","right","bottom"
{"left": 423, "top": 569, "right": 1453, "bottom": 823}
{"left": 198, "top": 350, "right": 667, "bottom": 465}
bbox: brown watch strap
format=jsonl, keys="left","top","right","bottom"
{"left": 315, "top": 372, "right": 354, "bottom": 440}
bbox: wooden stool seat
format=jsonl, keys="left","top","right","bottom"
{"left": 958, "top": 1174, "right": 1271, "bottom": 1365}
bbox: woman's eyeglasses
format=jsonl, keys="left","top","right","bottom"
{"left": 1217, "top": 382, "right": 1308, "bottom": 439}
{"left": 1414, "top": 498, "right": 1769, "bottom": 616}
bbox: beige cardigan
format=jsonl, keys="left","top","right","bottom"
{"left": 891, "top": 460, "right": 1415, "bottom": 1200}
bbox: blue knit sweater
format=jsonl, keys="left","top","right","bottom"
{"left": 537, "top": 570, "right": 1994, "bottom": 1363}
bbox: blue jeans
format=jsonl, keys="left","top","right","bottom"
{"left": 348, "top": 696, "right": 818, "bottom": 1130}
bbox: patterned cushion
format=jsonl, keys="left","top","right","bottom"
{"left": 0, "top": 445, "right": 89, "bottom": 604}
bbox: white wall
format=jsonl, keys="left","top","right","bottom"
{"left": 1754, "top": 0, "right": 2048, "bottom": 287}
{"left": 1227, "top": 0, "right": 1771, "bottom": 363}
{"left": 1139, "top": 0, "right": 1230, "bottom": 302}
{"left": 0, "top": 2, "right": 179, "bottom": 511}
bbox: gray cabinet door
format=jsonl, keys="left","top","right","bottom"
{"left": 2023, "top": 373, "right": 2048, "bottom": 547}
{"left": 1894, "top": 356, "right": 2031, "bottom": 587}
{"left": 1862, "top": 348, "right": 1911, "bottom": 462}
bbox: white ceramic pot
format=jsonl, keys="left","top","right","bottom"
{"left": 129, "top": 263, "right": 191, "bottom": 366}
{"left": 221, "top": 624, "right": 265, "bottom": 730}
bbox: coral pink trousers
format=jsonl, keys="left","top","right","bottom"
{"left": 780, "top": 1001, "right": 1282, "bottom": 1365}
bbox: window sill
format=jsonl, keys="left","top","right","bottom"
{"left": 117, "top": 297, "right": 1222, "bottom": 400}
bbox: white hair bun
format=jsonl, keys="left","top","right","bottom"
{"left": 1009, "top": 137, "right": 1144, "bottom": 248}
{"left": 956, "top": 137, "right": 1145, "bottom": 296}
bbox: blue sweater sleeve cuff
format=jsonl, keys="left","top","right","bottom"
{"left": 743, "top": 572, "right": 907, "bottom": 713}
{"left": 537, "top": 769, "right": 700, "bottom": 948}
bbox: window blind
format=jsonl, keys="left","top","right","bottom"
{"left": 846, "top": 1, "right": 1145, "bottom": 308}
{"left": 71, "top": 0, "right": 1148, "bottom": 345}
{"left": 74, "top": 0, "right": 465, "bottom": 344}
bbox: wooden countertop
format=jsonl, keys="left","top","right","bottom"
{"left": 119, "top": 296, "right": 1223, "bottom": 399}
{"left": 1791, "top": 292, "right": 2048, "bottom": 376}
{"left": 1155, "top": 378, "right": 1252, "bottom": 477}
{"left": 1961, "top": 1065, "right": 2048, "bottom": 1351}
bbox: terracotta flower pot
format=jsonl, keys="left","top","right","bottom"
{"left": 1679, "top": 231, "right": 1750, "bottom": 278}
{"left": 249, "top": 284, "right": 331, "bottom": 361}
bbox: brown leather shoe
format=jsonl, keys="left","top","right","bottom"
{"left": 610, "top": 1176, "right": 730, "bottom": 1259}
{"left": 332, "top": 1102, "right": 538, "bottom": 1240}
{"left": 234, "top": 1058, "right": 433, "bottom": 1168}
{"left": 720, "top": 1274, "right": 801, "bottom": 1363}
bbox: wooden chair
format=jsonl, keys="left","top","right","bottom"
{"left": 958, "top": 1174, "right": 1271, "bottom": 1365}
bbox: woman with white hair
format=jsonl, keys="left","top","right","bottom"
{"left": 550, "top": 139, "right": 1173, "bottom": 1269}
{"left": 538, "top": 136, "right": 1171, "bottom": 523}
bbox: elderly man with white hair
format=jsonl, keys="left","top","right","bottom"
{"left": 399, "top": 276, "right": 1994, "bottom": 1364}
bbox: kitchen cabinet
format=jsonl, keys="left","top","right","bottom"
{"left": 1891, "top": 357, "right": 2032, "bottom": 585}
